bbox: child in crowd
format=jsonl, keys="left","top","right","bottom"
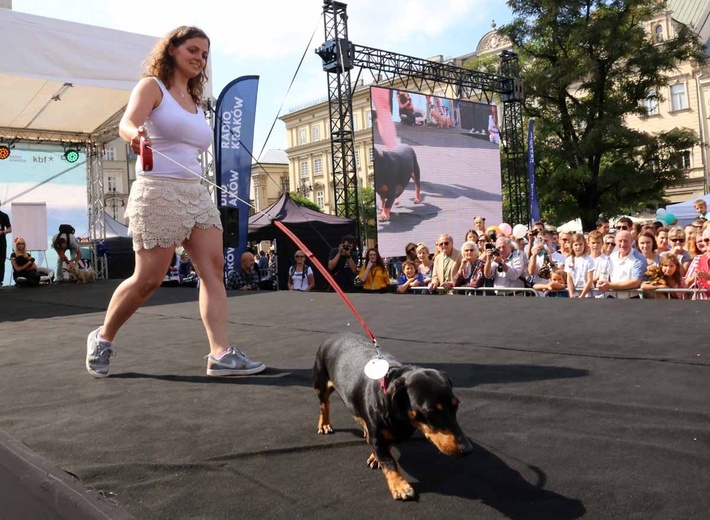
{"left": 534, "top": 266, "right": 568, "bottom": 297}
{"left": 397, "top": 260, "right": 424, "bottom": 293}
{"left": 641, "top": 253, "right": 687, "bottom": 299}
{"left": 565, "top": 233, "right": 596, "bottom": 298}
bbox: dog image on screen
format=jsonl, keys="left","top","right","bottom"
{"left": 373, "top": 144, "right": 422, "bottom": 222}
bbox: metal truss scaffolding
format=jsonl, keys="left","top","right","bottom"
{"left": 0, "top": 127, "right": 108, "bottom": 279}
{"left": 317, "top": 0, "right": 528, "bottom": 232}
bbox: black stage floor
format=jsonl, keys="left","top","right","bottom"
{"left": 1, "top": 282, "right": 709, "bottom": 519}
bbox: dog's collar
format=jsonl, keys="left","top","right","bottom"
{"left": 380, "top": 364, "right": 402, "bottom": 393}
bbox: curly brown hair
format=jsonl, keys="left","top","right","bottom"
{"left": 143, "top": 26, "right": 210, "bottom": 104}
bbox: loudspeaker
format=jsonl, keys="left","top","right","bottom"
{"left": 219, "top": 206, "right": 240, "bottom": 248}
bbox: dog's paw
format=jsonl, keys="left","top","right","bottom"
{"left": 366, "top": 453, "right": 380, "bottom": 469}
{"left": 389, "top": 480, "right": 416, "bottom": 501}
{"left": 317, "top": 423, "right": 333, "bottom": 435}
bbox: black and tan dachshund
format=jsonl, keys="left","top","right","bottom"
{"left": 313, "top": 333, "right": 473, "bottom": 501}
{"left": 373, "top": 144, "right": 422, "bottom": 221}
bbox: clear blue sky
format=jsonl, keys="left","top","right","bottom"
{"left": 13, "top": 0, "right": 513, "bottom": 157}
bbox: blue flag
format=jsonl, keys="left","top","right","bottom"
{"left": 528, "top": 119, "right": 541, "bottom": 224}
{"left": 214, "top": 76, "right": 259, "bottom": 275}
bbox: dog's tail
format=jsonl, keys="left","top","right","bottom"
{"left": 411, "top": 152, "right": 421, "bottom": 187}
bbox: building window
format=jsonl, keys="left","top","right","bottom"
{"left": 316, "top": 189, "right": 325, "bottom": 209}
{"left": 352, "top": 115, "right": 358, "bottom": 131}
{"left": 655, "top": 25, "right": 664, "bottom": 43}
{"left": 299, "top": 129, "right": 307, "bottom": 145}
{"left": 681, "top": 150, "right": 692, "bottom": 169}
{"left": 107, "top": 174, "right": 117, "bottom": 193}
{"left": 314, "top": 157, "right": 323, "bottom": 176}
{"left": 312, "top": 125, "right": 320, "bottom": 141}
{"left": 104, "top": 146, "right": 116, "bottom": 161}
{"left": 281, "top": 176, "right": 290, "bottom": 193}
{"left": 300, "top": 160, "right": 309, "bottom": 178}
{"left": 643, "top": 89, "right": 658, "bottom": 116}
{"left": 354, "top": 150, "right": 360, "bottom": 169}
{"left": 369, "top": 148, "right": 374, "bottom": 163}
{"left": 366, "top": 111, "right": 372, "bottom": 128}
{"left": 670, "top": 83, "right": 687, "bottom": 111}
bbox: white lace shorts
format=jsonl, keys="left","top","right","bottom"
{"left": 125, "top": 177, "right": 222, "bottom": 252}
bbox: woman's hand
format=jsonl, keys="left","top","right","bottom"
{"left": 130, "top": 126, "right": 149, "bottom": 154}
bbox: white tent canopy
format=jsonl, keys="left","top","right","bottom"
{"left": 0, "top": 9, "right": 160, "bottom": 136}
{"left": 665, "top": 193, "right": 710, "bottom": 225}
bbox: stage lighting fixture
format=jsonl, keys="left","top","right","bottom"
{"left": 64, "top": 148, "right": 80, "bottom": 163}
{"left": 0, "top": 145, "right": 9, "bottom": 160}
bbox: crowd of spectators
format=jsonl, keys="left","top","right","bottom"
{"left": 312, "top": 201, "right": 710, "bottom": 300}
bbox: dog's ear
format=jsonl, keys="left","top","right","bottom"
{"left": 439, "top": 371, "right": 454, "bottom": 389}
{"left": 385, "top": 376, "right": 409, "bottom": 409}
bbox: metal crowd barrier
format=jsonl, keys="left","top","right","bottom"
{"left": 407, "top": 286, "right": 541, "bottom": 297}
{"left": 404, "top": 286, "right": 707, "bottom": 299}
{"left": 591, "top": 288, "right": 707, "bottom": 298}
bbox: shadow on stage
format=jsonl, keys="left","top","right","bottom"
{"left": 397, "top": 438, "right": 586, "bottom": 519}
{"left": 110, "top": 363, "right": 588, "bottom": 390}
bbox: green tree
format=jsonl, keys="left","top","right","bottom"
{"left": 359, "top": 187, "right": 377, "bottom": 245}
{"left": 499, "top": 0, "right": 706, "bottom": 229}
{"left": 289, "top": 192, "right": 321, "bottom": 213}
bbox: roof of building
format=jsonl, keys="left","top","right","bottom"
{"left": 257, "top": 149, "right": 288, "bottom": 165}
{"left": 669, "top": 0, "right": 708, "bottom": 29}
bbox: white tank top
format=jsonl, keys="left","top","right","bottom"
{"left": 137, "top": 77, "right": 213, "bottom": 181}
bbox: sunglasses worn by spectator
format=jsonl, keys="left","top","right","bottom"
{"left": 670, "top": 238, "right": 685, "bottom": 243}
{"left": 604, "top": 242, "right": 615, "bottom": 246}
{"left": 703, "top": 238, "right": 710, "bottom": 243}
{"left": 407, "top": 248, "right": 416, "bottom": 254}
{"left": 616, "top": 225, "right": 628, "bottom": 230}
{"left": 438, "top": 241, "right": 450, "bottom": 246}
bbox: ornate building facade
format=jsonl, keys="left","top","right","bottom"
{"left": 279, "top": 82, "right": 376, "bottom": 214}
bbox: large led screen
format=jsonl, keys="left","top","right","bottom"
{"left": 370, "top": 86, "right": 503, "bottom": 258}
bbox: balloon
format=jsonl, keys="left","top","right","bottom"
{"left": 499, "top": 223, "right": 513, "bottom": 237}
{"left": 486, "top": 225, "right": 501, "bottom": 236}
{"left": 664, "top": 212, "right": 675, "bottom": 225}
{"left": 656, "top": 208, "right": 667, "bottom": 218}
{"left": 512, "top": 224, "right": 528, "bottom": 239}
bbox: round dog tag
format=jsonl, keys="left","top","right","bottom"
{"left": 364, "top": 356, "right": 390, "bottom": 380}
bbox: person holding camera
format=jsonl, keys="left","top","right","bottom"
{"left": 523, "top": 221, "right": 547, "bottom": 259}
{"left": 327, "top": 234, "right": 358, "bottom": 291}
{"left": 483, "top": 236, "right": 526, "bottom": 290}
{"left": 528, "top": 229, "right": 564, "bottom": 285}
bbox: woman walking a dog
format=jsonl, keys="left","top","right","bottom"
{"left": 85, "top": 26, "right": 265, "bottom": 378}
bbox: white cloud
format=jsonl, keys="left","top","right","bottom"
{"left": 97, "top": 0, "right": 492, "bottom": 61}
